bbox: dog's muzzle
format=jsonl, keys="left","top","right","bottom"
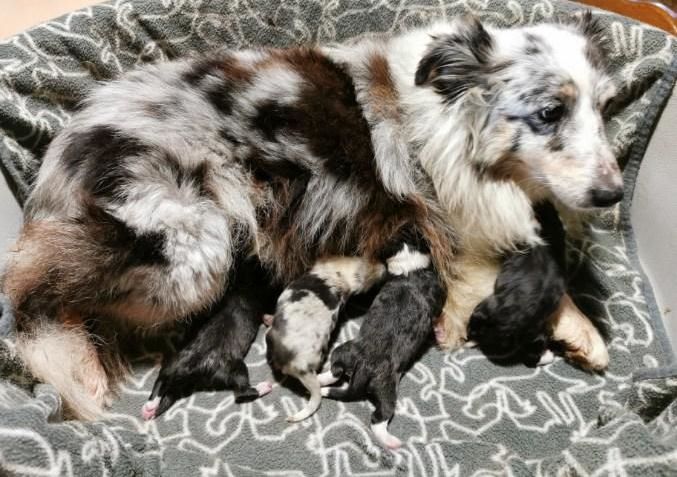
{"left": 590, "top": 186, "right": 624, "bottom": 207}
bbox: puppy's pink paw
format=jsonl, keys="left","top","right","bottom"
{"left": 371, "top": 422, "right": 402, "bottom": 450}
{"left": 141, "top": 397, "right": 160, "bottom": 421}
{"left": 262, "top": 314, "right": 274, "bottom": 327}
{"left": 255, "top": 381, "right": 273, "bottom": 397}
{"left": 434, "top": 321, "right": 446, "bottom": 346}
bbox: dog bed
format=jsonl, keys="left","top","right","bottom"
{"left": 0, "top": 1, "right": 676, "bottom": 475}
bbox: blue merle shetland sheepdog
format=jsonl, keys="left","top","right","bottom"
{"left": 1, "top": 12, "right": 621, "bottom": 419}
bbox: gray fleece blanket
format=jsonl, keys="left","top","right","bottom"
{"left": 0, "top": 1, "right": 676, "bottom": 475}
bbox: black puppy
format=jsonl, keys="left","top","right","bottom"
{"left": 320, "top": 244, "right": 446, "bottom": 449}
{"left": 141, "top": 258, "right": 279, "bottom": 420}
{"left": 467, "top": 202, "right": 566, "bottom": 367}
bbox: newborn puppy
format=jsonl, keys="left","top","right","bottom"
{"left": 321, "top": 245, "right": 446, "bottom": 449}
{"left": 467, "top": 202, "right": 566, "bottom": 367}
{"left": 142, "top": 258, "right": 278, "bottom": 420}
{"left": 265, "top": 257, "right": 385, "bottom": 422}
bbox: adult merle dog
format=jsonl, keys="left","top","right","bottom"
{"left": 1, "top": 13, "right": 622, "bottom": 419}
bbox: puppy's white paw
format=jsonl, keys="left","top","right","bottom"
{"left": 537, "top": 349, "right": 555, "bottom": 366}
{"left": 463, "top": 340, "right": 479, "bottom": 349}
{"left": 371, "top": 421, "right": 402, "bottom": 450}
{"left": 317, "top": 371, "right": 339, "bottom": 387}
{"left": 255, "top": 381, "right": 273, "bottom": 397}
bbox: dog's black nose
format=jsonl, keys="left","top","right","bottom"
{"left": 591, "top": 187, "right": 624, "bottom": 207}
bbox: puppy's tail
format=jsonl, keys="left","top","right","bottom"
{"left": 286, "top": 372, "right": 321, "bottom": 422}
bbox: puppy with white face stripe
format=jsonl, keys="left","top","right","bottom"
{"left": 265, "top": 257, "right": 386, "bottom": 422}
{"left": 320, "top": 243, "right": 446, "bottom": 449}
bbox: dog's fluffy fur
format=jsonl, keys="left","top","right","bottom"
{"left": 402, "top": 14, "right": 621, "bottom": 370}
{"left": 321, "top": 246, "right": 446, "bottom": 449}
{"left": 141, "top": 258, "right": 278, "bottom": 420}
{"left": 1, "top": 13, "right": 621, "bottom": 419}
{"left": 265, "top": 257, "right": 385, "bottom": 422}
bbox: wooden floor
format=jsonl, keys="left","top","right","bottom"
{"left": 575, "top": 0, "right": 676, "bottom": 35}
{"left": 0, "top": 0, "right": 100, "bottom": 39}
{"left": 2, "top": 0, "right": 675, "bottom": 39}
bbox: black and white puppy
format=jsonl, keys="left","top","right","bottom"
{"left": 142, "top": 258, "right": 278, "bottom": 420}
{"left": 265, "top": 257, "right": 386, "bottom": 422}
{"left": 467, "top": 202, "right": 566, "bottom": 367}
{"left": 320, "top": 244, "right": 446, "bottom": 449}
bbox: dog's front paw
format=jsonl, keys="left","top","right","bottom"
{"left": 562, "top": 326, "right": 609, "bottom": 371}
{"left": 434, "top": 313, "right": 467, "bottom": 351}
{"left": 551, "top": 295, "right": 609, "bottom": 371}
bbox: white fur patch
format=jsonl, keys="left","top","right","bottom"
{"left": 317, "top": 371, "right": 339, "bottom": 387}
{"left": 312, "top": 257, "right": 386, "bottom": 294}
{"left": 386, "top": 244, "right": 430, "bottom": 276}
{"left": 371, "top": 421, "right": 402, "bottom": 449}
{"left": 537, "top": 349, "right": 555, "bottom": 366}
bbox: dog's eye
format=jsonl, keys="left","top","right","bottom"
{"left": 538, "top": 104, "right": 565, "bottom": 123}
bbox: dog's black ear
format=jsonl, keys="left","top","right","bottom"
{"left": 565, "top": 10, "right": 606, "bottom": 43}
{"left": 415, "top": 16, "right": 496, "bottom": 103}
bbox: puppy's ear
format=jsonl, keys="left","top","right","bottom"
{"left": 415, "top": 16, "right": 496, "bottom": 103}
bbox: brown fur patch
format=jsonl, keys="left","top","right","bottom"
{"left": 368, "top": 53, "right": 400, "bottom": 119}
{"left": 486, "top": 154, "right": 531, "bottom": 186}
{"left": 249, "top": 47, "right": 456, "bottom": 284}
{"left": 221, "top": 55, "right": 254, "bottom": 83}
{"left": 559, "top": 81, "right": 578, "bottom": 101}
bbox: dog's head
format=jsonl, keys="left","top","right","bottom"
{"left": 415, "top": 13, "right": 623, "bottom": 210}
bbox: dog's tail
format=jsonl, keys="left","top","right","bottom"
{"left": 1, "top": 213, "right": 140, "bottom": 420}
{"left": 16, "top": 319, "right": 109, "bottom": 420}
{"left": 286, "top": 372, "right": 322, "bottom": 422}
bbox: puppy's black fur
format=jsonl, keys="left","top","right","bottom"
{"left": 467, "top": 202, "right": 566, "bottom": 366}
{"left": 323, "top": 253, "right": 446, "bottom": 447}
{"left": 143, "top": 258, "right": 279, "bottom": 419}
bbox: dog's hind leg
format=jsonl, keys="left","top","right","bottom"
{"left": 369, "top": 376, "right": 401, "bottom": 450}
